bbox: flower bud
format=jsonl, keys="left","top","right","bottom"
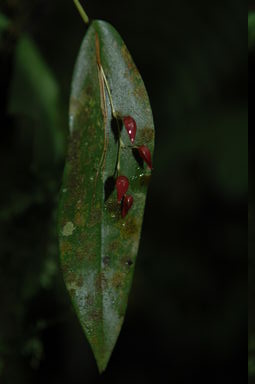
{"left": 116, "top": 176, "right": 129, "bottom": 203}
{"left": 122, "top": 195, "right": 134, "bottom": 218}
{"left": 123, "top": 116, "right": 137, "bottom": 144}
{"left": 138, "top": 145, "right": 152, "bottom": 169}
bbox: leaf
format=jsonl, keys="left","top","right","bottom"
{"left": 0, "top": 12, "right": 10, "bottom": 32}
{"left": 249, "top": 12, "right": 255, "bottom": 50}
{"left": 8, "top": 35, "right": 65, "bottom": 168}
{"left": 0, "top": 12, "right": 10, "bottom": 47}
{"left": 58, "top": 20, "right": 155, "bottom": 372}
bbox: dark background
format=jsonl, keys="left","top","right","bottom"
{"left": 0, "top": 0, "right": 247, "bottom": 383}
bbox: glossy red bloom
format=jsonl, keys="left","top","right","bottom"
{"left": 122, "top": 195, "right": 134, "bottom": 218}
{"left": 123, "top": 116, "right": 137, "bottom": 144}
{"left": 138, "top": 145, "right": 152, "bottom": 169}
{"left": 116, "top": 176, "right": 129, "bottom": 203}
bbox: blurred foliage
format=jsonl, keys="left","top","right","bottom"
{"left": 0, "top": 12, "right": 9, "bottom": 48}
{"left": 0, "top": 12, "right": 9, "bottom": 32}
{"left": 0, "top": 0, "right": 247, "bottom": 383}
{"left": 249, "top": 11, "right": 255, "bottom": 50}
{"left": 250, "top": 9, "right": 255, "bottom": 383}
{"left": 249, "top": 203, "right": 255, "bottom": 380}
{"left": 8, "top": 35, "right": 65, "bottom": 167}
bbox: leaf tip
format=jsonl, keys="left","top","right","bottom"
{"left": 94, "top": 348, "right": 112, "bottom": 374}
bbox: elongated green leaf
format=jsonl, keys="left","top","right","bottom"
{"left": 0, "top": 13, "right": 10, "bottom": 32}
{"left": 249, "top": 12, "right": 255, "bottom": 50}
{"left": 8, "top": 36, "right": 65, "bottom": 167}
{"left": 58, "top": 20, "right": 155, "bottom": 373}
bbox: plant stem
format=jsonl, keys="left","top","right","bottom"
{"left": 73, "top": 0, "right": 90, "bottom": 25}
{"left": 100, "top": 65, "right": 124, "bottom": 175}
{"left": 116, "top": 122, "right": 122, "bottom": 174}
{"left": 100, "top": 66, "right": 116, "bottom": 118}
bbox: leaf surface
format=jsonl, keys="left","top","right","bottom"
{"left": 0, "top": 12, "right": 10, "bottom": 33}
{"left": 8, "top": 36, "right": 64, "bottom": 167}
{"left": 58, "top": 20, "right": 155, "bottom": 373}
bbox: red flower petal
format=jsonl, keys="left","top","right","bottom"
{"left": 116, "top": 176, "right": 129, "bottom": 203}
{"left": 123, "top": 116, "right": 137, "bottom": 144}
{"left": 138, "top": 145, "right": 152, "bottom": 169}
{"left": 122, "top": 195, "right": 134, "bottom": 218}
